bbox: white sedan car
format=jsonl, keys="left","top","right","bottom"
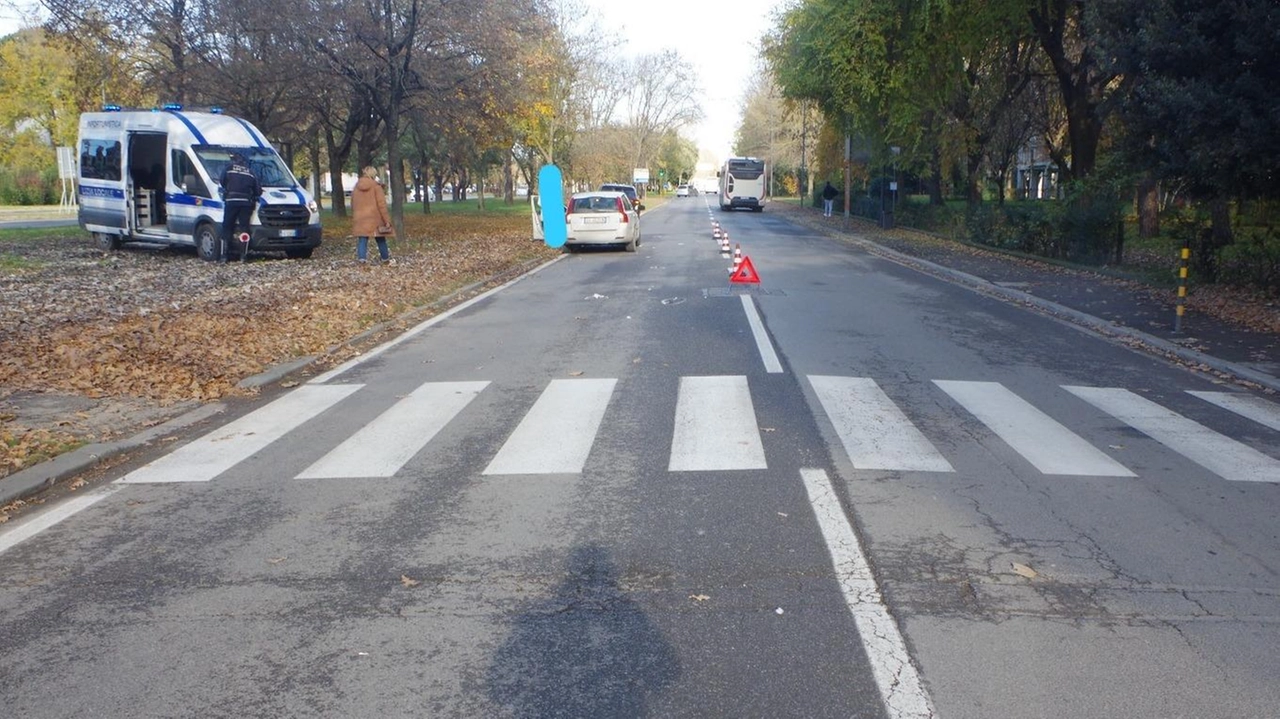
{"left": 675, "top": 184, "right": 691, "bottom": 197}
{"left": 565, "top": 191, "right": 642, "bottom": 252}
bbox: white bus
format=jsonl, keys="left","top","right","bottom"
{"left": 718, "top": 157, "right": 767, "bottom": 212}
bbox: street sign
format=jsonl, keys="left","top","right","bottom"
{"left": 633, "top": 168, "right": 650, "bottom": 184}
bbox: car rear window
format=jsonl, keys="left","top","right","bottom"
{"left": 572, "top": 196, "right": 620, "bottom": 212}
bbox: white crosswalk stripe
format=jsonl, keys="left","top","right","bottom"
{"left": 1187, "top": 391, "right": 1280, "bottom": 432}
{"left": 299, "top": 381, "right": 489, "bottom": 479}
{"left": 109, "top": 375, "right": 1280, "bottom": 486}
{"left": 484, "top": 378, "right": 617, "bottom": 475}
{"left": 1065, "top": 386, "right": 1280, "bottom": 483}
{"left": 118, "top": 384, "right": 362, "bottom": 484}
{"left": 935, "top": 380, "right": 1135, "bottom": 477}
{"left": 809, "top": 376, "right": 953, "bottom": 472}
{"left": 669, "top": 375, "right": 768, "bottom": 471}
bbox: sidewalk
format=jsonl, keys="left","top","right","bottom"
{"left": 771, "top": 201, "right": 1280, "bottom": 392}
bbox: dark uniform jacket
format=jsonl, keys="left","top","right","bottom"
{"left": 220, "top": 161, "right": 262, "bottom": 203}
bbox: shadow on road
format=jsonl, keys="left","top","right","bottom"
{"left": 486, "top": 544, "right": 680, "bottom": 717}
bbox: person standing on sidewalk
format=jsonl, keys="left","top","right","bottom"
{"left": 218, "top": 153, "right": 261, "bottom": 262}
{"left": 821, "top": 181, "right": 838, "bottom": 217}
{"left": 351, "top": 165, "right": 394, "bottom": 264}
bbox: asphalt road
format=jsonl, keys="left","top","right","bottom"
{"left": 1, "top": 195, "right": 1278, "bottom": 718}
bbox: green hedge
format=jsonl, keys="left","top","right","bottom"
{"left": 0, "top": 167, "right": 59, "bottom": 205}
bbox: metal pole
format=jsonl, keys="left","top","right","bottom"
{"left": 843, "top": 133, "right": 852, "bottom": 219}
{"left": 1174, "top": 239, "right": 1190, "bottom": 332}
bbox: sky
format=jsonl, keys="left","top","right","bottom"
{"left": 586, "top": 0, "right": 786, "bottom": 163}
{"left": 0, "top": 0, "right": 787, "bottom": 163}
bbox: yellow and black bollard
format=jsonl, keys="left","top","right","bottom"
{"left": 1174, "top": 241, "right": 1190, "bottom": 332}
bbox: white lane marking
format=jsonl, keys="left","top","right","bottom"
{"left": 0, "top": 484, "right": 123, "bottom": 556}
{"left": 118, "top": 385, "right": 362, "bottom": 483}
{"left": 1187, "top": 391, "right": 1280, "bottom": 432}
{"left": 809, "top": 376, "right": 953, "bottom": 472}
{"left": 299, "top": 381, "right": 489, "bottom": 478}
{"left": 668, "top": 376, "right": 767, "bottom": 471}
{"left": 740, "top": 294, "right": 784, "bottom": 374}
{"left": 1065, "top": 386, "right": 1280, "bottom": 483}
{"left": 934, "top": 380, "right": 1135, "bottom": 477}
{"left": 309, "top": 256, "right": 565, "bottom": 384}
{"left": 800, "top": 468, "right": 937, "bottom": 719}
{"left": 484, "top": 378, "right": 616, "bottom": 475}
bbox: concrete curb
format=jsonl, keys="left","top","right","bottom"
{"left": 794, "top": 208, "right": 1280, "bottom": 394}
{"left": 0, "top": 254, "right": 556, "bottom": 508}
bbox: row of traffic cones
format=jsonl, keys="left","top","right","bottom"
{"left": 709, "top": 219, "right": 759, "bottom": 284}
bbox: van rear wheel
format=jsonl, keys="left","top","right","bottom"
{"left": 93, "top": 232, "right": 121, "bottom": 251}
{"left": 195, "top": 223, "right": 219, "bottom": 261}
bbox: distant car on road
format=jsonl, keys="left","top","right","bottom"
{"left": 675, "top": 184, "right": 691, "bottom": 197}
{"left": 598, "top": 183, "right": 643, "bottom": 211}
{"left": 565, "top": 191, "right": 642, "bottom": 252}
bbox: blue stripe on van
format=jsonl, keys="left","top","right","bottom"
{"left": 233, "top": 117, "right": 267, "bottom": 148}
{"left": 166, "top": 193, "right": 223, "bottom": 210}
{"left": 291, "top": 188, "right": 305, "bottom": 204}
{"left": 80, "top": 184, "right": 125, "bottom": 199}
{"left": 165, "top": 110, "right": 208, "bottom": 145}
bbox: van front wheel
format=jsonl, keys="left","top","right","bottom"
{"left": 94, "top": 232, "right": 121, "bottom": 251}
{"left": 195, "top": 223, "right": 219, "bottom": 261}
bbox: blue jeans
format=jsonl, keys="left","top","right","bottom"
{"left": 822, "top": 198, "right": 834, "bottom": 216}
{"left": 356, "top": 236, "right": 390, "bottom": 261}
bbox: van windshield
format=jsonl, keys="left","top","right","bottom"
{"left": 194, "top": 146, "right": 296, "bottom": 188}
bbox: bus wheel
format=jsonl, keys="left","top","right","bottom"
{"left": 93, "top": 232, "right": 121, "bottom": 251}
{"left": 195, "top": 223, "right": 219, "bottom": 261}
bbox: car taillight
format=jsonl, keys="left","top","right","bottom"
{"left": 616, "top": 197, "right": 628, "bottom": 221}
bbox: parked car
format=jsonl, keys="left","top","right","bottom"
{"left": 675, "top": 184, "right": 691, "bottom": 197}
{"left": 565, "top": 191, "right": 641, "bottom": 252}
{"left": 598, "top": 183, "right": 644, "bottom": 211}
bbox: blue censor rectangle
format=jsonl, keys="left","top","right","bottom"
{"left": 538, "top": 164, "right": 567, "bottom": 248}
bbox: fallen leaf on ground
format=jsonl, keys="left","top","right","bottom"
{"left": 1011, "top": 562, "right": 1038, "bottom": 579}
{"left": 401, "top": 574, "right": 419, "bottom": 588}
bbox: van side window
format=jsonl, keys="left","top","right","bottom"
{"left": 172, "top": 150, "right": 210, "bottom": 197}
{"left": 80, "top": 139, "right": 121, "bottom": 181}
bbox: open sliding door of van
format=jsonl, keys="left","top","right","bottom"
{"left": 127, "top": 132, "right": 169, "bottom": 236}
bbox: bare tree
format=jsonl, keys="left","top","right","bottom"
{"left": 622, "top": 50, "right": 702, "bottom": 171}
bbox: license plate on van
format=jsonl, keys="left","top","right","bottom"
{"left": 278, "top": 229, "right": 298, "bottom": 237}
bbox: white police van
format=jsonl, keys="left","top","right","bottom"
{"left": 77, "top": 104, "right": 322, "bottom": 260}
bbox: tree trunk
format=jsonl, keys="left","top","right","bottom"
{"left": 1136, "top": 175, "right": 1159, "bottom": 238}
{"left": 308, "top": 132, "right": 322, "bottom": 211}
{"left": 929, "top": 145, "right": 944, "bottom": 206}
{"left": 504, "top": 156, "right": 514, "bottom": 204}
{"left": 325, "top": 128, "right": 348, "bottom": 217}
{"left": 1192, "top": 198, "right": 1234, "bottom": 282}
{"left": 966, "top": 150, "right": 983, "bottom": 207}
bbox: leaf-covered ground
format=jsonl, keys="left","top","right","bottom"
{"left": 0, "top": 211, "right": 558, "bottom": 484}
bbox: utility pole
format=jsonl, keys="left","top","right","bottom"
{"left": 843, "top": 132, "right": 852, "bottom": 219}
{"left": 800, "top": 101, "right": 808, "bottom": 200}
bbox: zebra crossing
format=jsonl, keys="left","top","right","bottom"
{"left": 115, "top": 376, "right": 1280, "bottom": 485}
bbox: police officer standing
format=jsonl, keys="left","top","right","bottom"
{"left": 218, "top": 153, "right": 262, "bottom": 262}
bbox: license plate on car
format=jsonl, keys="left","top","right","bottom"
{"left": 583, "top": 216, "right": 607, "bottom": 224}
{"left": 278, "top": 229, "right": 298, "bottom": 237}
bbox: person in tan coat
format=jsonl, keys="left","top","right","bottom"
{"left": 351, "top": 165, "right": 395, "bottom": 263}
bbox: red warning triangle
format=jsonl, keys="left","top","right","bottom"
{"left": 729, "top": 255, "right": 761, "bottom": 284}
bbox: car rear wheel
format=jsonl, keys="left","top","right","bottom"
{"left": 624, "top": 238, "right": 637, "bottom": 252}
